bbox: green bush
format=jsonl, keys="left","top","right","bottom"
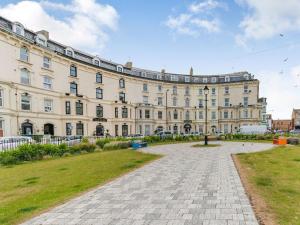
{"left": 0, "top": 152, "right": 18, "bottom": 165}
{"left": 103, "top": 141, "right": 131, "bottom": 151}
{"left": 96, "top": 138, "right": 111, "bottom": 148}
{"left": 77, "top": 142, "right": 96, "bottom": 153}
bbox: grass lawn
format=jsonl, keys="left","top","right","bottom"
{"left": 0, "top": 150, "right": 160, "bottom": 225}
{"left": 237, "top": 145, "right": 300, "bottom": 225}
{"left": 191, "top": 144, "right": 221, "bottom": 148}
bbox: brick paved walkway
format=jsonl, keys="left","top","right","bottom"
{"left": 22, "top": 142, "right": 273, "bottom": 225}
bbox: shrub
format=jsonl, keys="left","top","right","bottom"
{"left": 287, "top": 138, "right": 300, "bottom": 145}
{"left": 96, "top": 138, "right": 111, "bottom": 148}
{"left": 81, "top": 137, "right": 89, "bottom": 143}
{"left": 0, "top": 153, "right": 18, "bottom": 165}
{"left": 103, "top": 141, "right": 131, "bottom": 151}
{"left": 78, "top": 142, "right": 96, "bottom": 153}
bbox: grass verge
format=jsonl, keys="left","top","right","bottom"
{"left": 192, "top": 144, "right": 221, "bottom": 148}
{"left": 0, "top": 150, "right": 160, "bottom": 225}
{"left": 224, "top": 139, "right": 273, "bottom": 144}
{"left": 236, "top": 145, "right": 300, "bottom": 225}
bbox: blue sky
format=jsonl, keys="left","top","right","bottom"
{"left": 1, "top": 0, "right": 300, "bottom": 119}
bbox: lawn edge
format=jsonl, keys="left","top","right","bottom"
{"left": 17, "top": 151, "right": 163, "bottom": 225}
{"left": 231, "top": 154, "right": 278, "bottom": 225}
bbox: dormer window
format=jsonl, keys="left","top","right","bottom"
{"left": 211, "top": 77, "right": 217, "bottom": 83}
{"left": 185, "top": 76, "right": 190, "bottom": 82}
{"left": 203, "top": 77, "right": 208, "bottom": 83}
{"left": 13, "top": 22, "right": 24, "bottom": 36}
{"left": 93, "top": 57, "right": 100, "bottom": 66}
{"left": 65, "top": 47, "right": 74, "bottom": 57}
{"left": 35, "top": 33, "right": 47, "bottom": 47}
{"left": 117, "top": 65, "right": 123, "bottom": 73}
{"left": 225, "top": 76, "right": 230, "bottom": 82}
{"left": 244, "top": 74, "right": 249, "bottom": 80}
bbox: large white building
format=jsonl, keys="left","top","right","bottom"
{"left": 0, "top": 16, "right": 267, "bottom": 137}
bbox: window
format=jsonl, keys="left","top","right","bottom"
{"left": 13, "top": 23, "right": 24, "bottom": 36}
{"left": 199, "top": 111, "right": 203, "bottom": 119}
{"left": 66, "top": 50, "right": 73, "bottom": 57}
{"left": 94, "top": 60, "right": 100, "bottom": 66}
{"left": 185, "top": 111, "right": 190, "bottom": 120}
{"left": 96, "top": 88, "right": 103, "bottom": 99}
{"left": 117, "top": 65, "right": 123, "bottom": 72}
{"left": 70, "top": 65, "right": 77, "bottom": 77}
{"left": 139, "top": 110, "right": 143, "bottom": 119}
{"left": 158, "top": 97, "right": 163, "bottom": 106}
{"left": 225, "top": 76, "right": 230, "bottom": 82}
{"left": 158, "top": 111, "right": 163, "bottom": 119}
{"left": 122, "top": 107, "right": 128, "bottom": 118}
{"left": 76, "top": 122, "right": 84, "bottom": 136}
{"left": 185, "top": 98, "right": 190, "bottom": 107}
{"left": 115, "top": 107, "right": 118, "bottom": 118}
{"left": 119, "top": 92, "right": 125, "bottom": 102}
{"left": 76, "top": 101, "right": 83, "bottom": 115}
{"left": 70, "top": 82, "right": 77, "bottom": 94}
{"left": 173, "top": 86, "right": 177, "bottom": 95}
{"left": 43, "top": 56, "right": 50, "bottom": 69}
{"left": 143, "top": 96, "right": 148, "bottom": 104}
{"left": 224, "top": 98, "right": 230, "bottom": 107}
{"left": 145, "top": 110, "right": 150, "bottom": 119}
{"left": 115, "top": 125, "right": 118, "bottom": 136}
{"left": 224, "top": 111, "right": 229, "bottom": 119}
{"left": 65, "top": 101, "right": 71, "bottom": 115}
{"left": 36, "top": 34, "right": 47, "bottom": 46}
{"left": 199, "top": 88, "right": 203, "bottom": 95}
{"left": 211, "top": 99, "right": 216, "bottom": 107}
{"left": 211, "top": 111, "right": 216, "bottom": 120}
{"left": 185, "top": 76, "right": 190, "bottom": 82}
{"left": 211, "top": 77, "right": 217, "bottom": 83}
{"left": 199, "top": 99, "right": 203, "bottom": 107}
{"left": 21, "top": 94, "right": 31, "bottom": 110}
{"left": 203, "top": 78, "right": 208, "bottom": 83}
{"left": 119, "top": 78, "right": 125, "bottom": 88}
{"left": 43, "top": 76, "right": 52, "bottom": 89}
{"left": 211, "top": 88, "right": 216, "bottom": 95}
{"left": 174, "top": 110, "right": 178, "bottom": 120}
{"left": 96, "top": 73, "right": 102, "bottom": 83}
{"left": 143, "top": 83, "right": 148, "bottom": 92}
{"left": 96, "top": 105, "right": 103, "bottom": 118}
{"left": 158, "top": 85, "right": 162, "bottom": 92}
{"left": 185, "top": 86, "right": 190, "bottom": 95}
{"left": 20, "top": 68, "right": 30, "bottom": 85}
{"left": 0, "top": 89, "right": 3, "bottom": 107}
{"left": 224, "top": 86, "right": 229, "bottom": 94}
{"left": 244, "top": 85, "right": 248, "bottom": 93}
{"left": 244, "top": 109, "right": 248, "bottom": 118}
{"left": 224, "top": 124, "right": 229, "bottom": 133}
{"left": 173, "top": 97, "right": 177, "bottom": 106}
{"left": 44, "top": 99, "right": 53, "bottom": 112}
{"left": 243, "top": 97, "right": 248, "bottom": 106}
{"left": 20, "top": 47, "right": 29, "bottom": 62}
{"left": 66, "top": 123, "right": 72, "bottom": 135}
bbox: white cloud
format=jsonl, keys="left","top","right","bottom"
{"left": 257, "top": 66, "right": 300, "bottom": 119}
{"left": 189, "top": 0, "right": 222, "bottom": 13}
{"left": 236, "top": 0, "right": 300, "bottom": 44}
{"left": 0, "top": 0, "right": 119, "bottom": 53}
{"left": 165, "top": 0, "right": 224, "bottom": 37}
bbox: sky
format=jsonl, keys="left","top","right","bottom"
{"left": 0, "top": 0, "right": 300, "bottom": 119}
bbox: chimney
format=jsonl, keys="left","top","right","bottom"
{"left": 190, "top": 67, "right": 193, "bottom": 76}
{"left": 125, "top": 61, "right": 132, "bottom": 69}
{"left": 37, "top": 30, "right": 49, "bottom": 39}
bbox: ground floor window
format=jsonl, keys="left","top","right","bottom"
{"left": 224, "top": 124, "right": 229, "bottom": 134}
{"left": 122, "top": 124, "right": 128, "bottom": 137}
{"left": 115, "top": 125, "right": 118, "bottom": 136}
{"left": 76, "top": 122, "right": 84, "bottom": 136}
{"left": 44, "top": 123, "right": 54, "bottom": 135}
{"left": 96, "top": 124, "right": 104, "bottom": 136}
{"left": 22, "top": 122, "right": 33, "bottom": 135}
{"left": 145, "top": 125, "right": 151, "bottom": 136}
{"left": 66, "top": 123, "right": 72, "bottom": 135}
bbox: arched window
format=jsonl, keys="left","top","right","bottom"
{"left": 93, "top": 58, "right": 100, "bottom": 66}
{"left": 185, "top": 98, "right": 190, "bottom": 107}
{"left": 119, "top": 78, "right": 125, "bottom": 88}
{"left": 20, "top": 68, "right": 30, "bottom": 85}
{"left": 13, "top": 22, "right": 24, "bottom": 36}
{"left": 65, "top": 47, "right": 74, "bottom": 57}
{"left": 117, "top": 65, "right": 123, "bottom": 72}
{"left": 20, "top": 46, "right": 29, "bottom": 62}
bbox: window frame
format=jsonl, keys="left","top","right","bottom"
{"left": 70, "top": 82, "right": 78, "bottom": 95}
{"left": 96, "top": 105, "right": 103, "bottom": 118}
{"left": 20, "top": 46, "right": 29, "bottom": 62}
{"left": 65, "top": 101, "right": 71, "bottom": 115}
{"left": 43, "top": 76, "right": 52, "bottom": 90}
{"left": 96, "top": 72, "right": 102, "bottom": 83}
{"left": 96, "top": 87, "right": 103, "bottom": 99}
{"left": 75, "top": 101, "right": 83, "bottom": 115}
{"left": 44, "top": 99, "right": 53, "bottom": 112}
{"left": 70, "top": 65, "right": 77, "bottom": 77}
{"left": 20, "top": 68, "right": 30, "bottom": 85}
{"left": 43, "top": 56, "right": 51, "bottom": 69}
{"left": 21, "top": 94, "right": 31, "bottom": 111}
{"left": 0, "top": 89, "right": 3, "bottom": 107}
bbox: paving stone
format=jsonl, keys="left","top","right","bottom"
{"left": 21, "top": 142, "right": 272, "bottom": 225}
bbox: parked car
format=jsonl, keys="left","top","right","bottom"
{"left": 156, "top": 131, "right": 173, "bottom": 139}
{"left": 132, "top": 134, "right": 145, "bottom": 139}
{"left": 0, "top": 136, "right": 34, "bottom": 151}
{"left": 64, "top": 136, "right": 82, "bottom": 146}
{"left": 290, "top": 130, "right": 300, "bottom": 135}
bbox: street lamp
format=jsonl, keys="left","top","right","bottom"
{"left": 204, "top": 85, "right": 209, "bottom": 145}
{"left": 165, "top": 89, "right": 169, "bottom": 131}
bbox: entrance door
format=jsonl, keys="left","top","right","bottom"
{"left": 184, "top": 124, "right": 191, "bottom": 134}
{"left": 22, "top": 122, "right": 33, "bottom": 135}
{"left": 96, "top": 124, "right": 104, "bottom": 136}
{"left": 44, "top": 123, "right": 54, "bottom": 135}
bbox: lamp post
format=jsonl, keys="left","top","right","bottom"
{"left": 204, "top": 86, "right": 209, "bottom": 145}
{"left": 165, "top": 89, "right": 169, "bottom": 131}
